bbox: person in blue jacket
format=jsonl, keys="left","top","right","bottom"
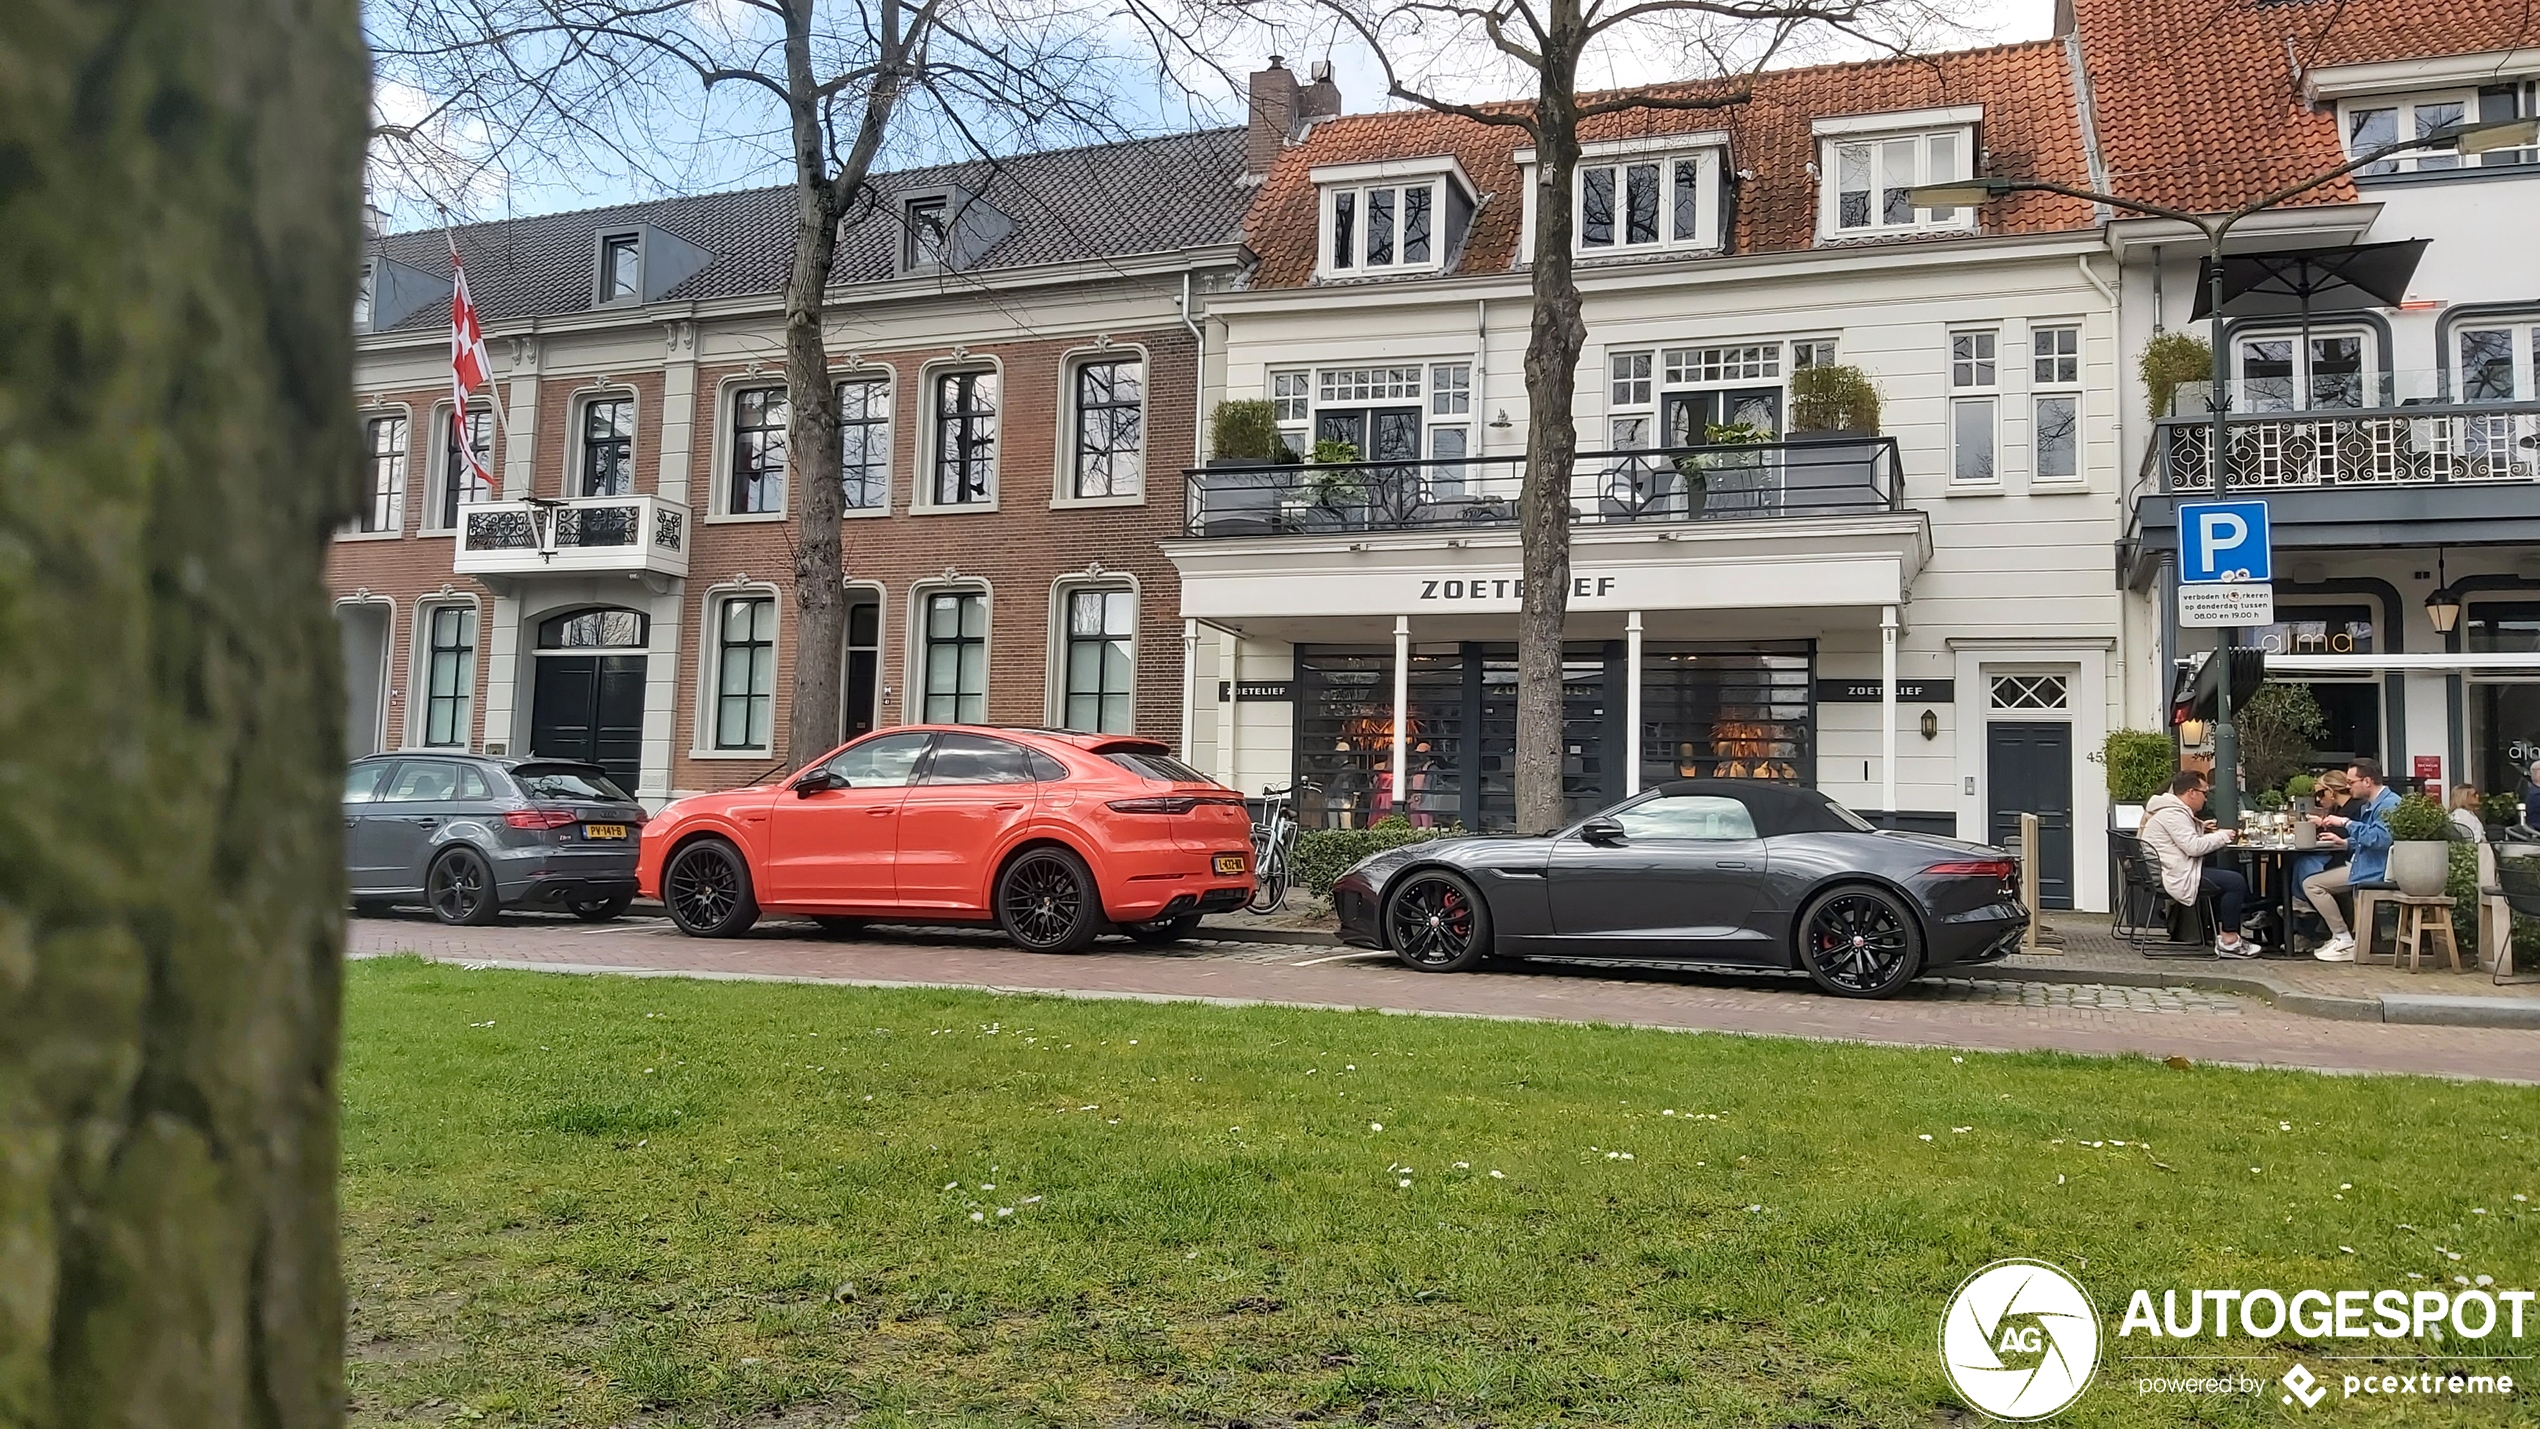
{"left": 2301, "top": 758, "right": 2398, "bottom": 963}
{"left": 2520, "top": 758, "right": 2540, "bottom": 831}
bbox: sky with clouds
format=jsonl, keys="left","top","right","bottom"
{"left": 368, "top": 0, "right": 2057, "bottom": 230}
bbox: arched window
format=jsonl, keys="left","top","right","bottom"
{"left": 537, "top": 607, "right": 649, "bottom": 649}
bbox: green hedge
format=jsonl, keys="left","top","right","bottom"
{"left": 1292, "top": 816, "right": 1465, "bottom": 897}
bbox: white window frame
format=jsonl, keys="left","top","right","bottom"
{"left": 344, "top": 406, "right": 411, "bottom": 539}
{"left": 411, "top": 598, "right": 480, "bottom": 749}
{"left": 2029, "top": 324, "right": 2083, "bottom": 486}
{"left": 1057, "top": 347, "right": 1147, "bottom": 508}
{"left": 2458, "top": 321, "right": 2540, "bottom": 402}
{"left": 573, "top": 387, "right": 641, "bottom": 499}
{"left": 703, "top": 587, "right": 780, "bottom": 756}
{"left": 1949, "top": 329, "right": 2000, "bottom": 486}
{"left": 2338, "top": 90, "right": 2482, "bottom": 174}
{"left": 837, "top": 368, "right": 893, "bottom": 518}
{"left": 1608, "top": 351, "right": 1655, "bottom": 449}
{"left": 909, "top": 582, "right": 991, "bottom": 723}
{"left": 1813, "top": 109, "right": 1981, "bottom": 240}
{"left": 1310, "top": 158, "right": 1469, "bottom": 280}
{"left": 353, "top": 261, "right": 375, "bottom": 331}
{"left": 2232, "top": 326, "right": 2378, "bottom": 413}
{"left": 917, "top": 361, "right": 1001, "bottom": 513}
{"left": 1270, "top": 368, "right": 1312, "bottom": 458}
{"left": 1048, "top": 577, "right": 1140, "bottom": 733}
{"left": 714, "top": 377, "right": 789, "bottom": 521}
{"left": 1573, "top": 144, "right": 1723, "bottom": 256}
{"left": 426, "top": 401, "right": 497, "bottom": 533}
{"left": 1428, "top": 362, "right": 1472, "bottom": 463}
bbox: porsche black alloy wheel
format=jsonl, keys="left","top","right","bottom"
{"left": 664, "top": 839, "right": 759, "bottom": 938}
{"left": 426, "top": 848, "right": 500, "bottom": 927}
{"left": 1799, "top": 885, "right": 1921, "bottom": 998}
{"left": 997, "top": 848, "right": 1099, "bottom": 954}
{"left": 1385, "top": 870, "right": 1491, "bottom": 972}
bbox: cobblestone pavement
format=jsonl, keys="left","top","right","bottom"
{"left": 345, "top": 912, "right": 2540, "bottom": 1081}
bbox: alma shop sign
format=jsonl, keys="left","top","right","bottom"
{"left": 1418, "top": 575, "right": 1619, "bottom": 602}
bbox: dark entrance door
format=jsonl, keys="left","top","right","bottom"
{"left": 1987, "top": 721, "right": 2072, "bottom": 910}
{"left": 531, "top": 655, "right": 646, "bottom": 789}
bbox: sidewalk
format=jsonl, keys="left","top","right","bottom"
{"left": 1208, "top": 899, "right": 2540, "bottom": 1029}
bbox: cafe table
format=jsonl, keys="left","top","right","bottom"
{"left": 2226, "top": 832, "right": 2322, "bottom": 956}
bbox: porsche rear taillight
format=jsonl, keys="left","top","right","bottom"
{"left": 1108, "top": 794, "right": 1246, "bottom": 815}
{"left": 504, "top": 808, "right": 578, "bottom": 830}
{"left": 1924, "top": 859, "right": 2014, "bottom": 878}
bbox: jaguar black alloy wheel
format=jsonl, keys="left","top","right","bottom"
{"left": 1798, "top": 885, "right": 1922, "bottom": 998}
{"left": 997, "top": 847, "right": 1099, "bottom": 954}
{"left": 664, "top": 839, "right": 759, "bottom": 938}
{"left": 426, "top": 848, "right": 499, "bottom": 927}
{"left": 1384, "top": 870, "right": 1491, "bottom": 973}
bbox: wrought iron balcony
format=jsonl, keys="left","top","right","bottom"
{"left": 453, "top": 493, "right": 690, "bottom": 578}
{"left": 2152, "top": 402, "right": 2540, "bottom": 494}
{"left": 1182, "top": 436, "right": 1901, "bottom": 538}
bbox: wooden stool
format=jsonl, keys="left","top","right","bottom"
{"left": 2389, "top": 895, "right": 2463, "bottom": 973}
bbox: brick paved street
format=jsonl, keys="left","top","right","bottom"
{"left": 346, "top": 911, "right": 2540, "bottom": 1082}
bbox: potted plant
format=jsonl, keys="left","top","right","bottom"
{"left": 1670, "top": 421, "right": 1771, "bottom": 518}
{"left": 1281, "top": 437, "right": 1366, "bottom": 529}
{"left": 2386, "top": 791, "right": 2455, "bottom": 898}
{"left": 2098, "top": 729, "right": 2176, "bottom": 828}
{"left": 1198, "top": 399, "right": 1297, "bottom": 535}
{"left": 1788, "top": 364, "right": 1882, "bottom": 435}
{"left": 2140, "top": 332, "right": 2213, "bottom": 420}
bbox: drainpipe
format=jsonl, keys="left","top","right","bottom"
{"left": 1180, "top": 271, "right": 1206, "bottom": 470}
{"left": 1625, "top": 611, "right": 1644, "bottom": 797}
{"left": 1180, "top": 617, "right": 1199, "bottom": 760}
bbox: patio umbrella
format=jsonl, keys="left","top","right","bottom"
{"left": 2190, "top": 239, "right": 2429, "bottom": 320}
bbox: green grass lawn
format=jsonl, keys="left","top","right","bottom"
{"left": 342, "top": 956, "right": 2538, "bottom": 1427}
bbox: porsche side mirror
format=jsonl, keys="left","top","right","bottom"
{"left": 796, "top": 771, "right": 846, "bottom": 796}
{"left": 1578, "top": 816, "right": 1626, "bottom": 846}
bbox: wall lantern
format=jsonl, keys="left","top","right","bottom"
{"left": 1918, "top": 709, "right": 1939, "bottom": 741}
{"left": 2179, "top": 718, "right": 2209, "bottom": 747}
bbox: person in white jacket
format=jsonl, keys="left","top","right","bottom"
{"left": 2138, "top": 769, "right": 2254, "bottom": 957}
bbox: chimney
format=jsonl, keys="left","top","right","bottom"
{"left": 1296, "top": 59, "right": 1342, "bottom": 125}
{"left": 1246, "top": 57, "right": 1300, "bottom": 179}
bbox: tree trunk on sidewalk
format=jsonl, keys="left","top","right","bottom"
{"left": 0, "top": 0, "right": 366, "bottom": 1421}
{"left": 1513, "top": 11, "right": 1589, "bottom": 836}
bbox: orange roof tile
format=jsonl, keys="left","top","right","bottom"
{"left": 1243, "top": 40, "right": 2097, "bottom": 289}
{"left": 2072, "top": 0, "right": 2540, "bottom": 215}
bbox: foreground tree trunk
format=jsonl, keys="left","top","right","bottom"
{"left": 1513, "top": 10, "right": 1590, "bottom": 835}
{"left": 0, "top": 0, "right": 367, "bottom": 1422}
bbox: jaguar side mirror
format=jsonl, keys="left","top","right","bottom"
{"left": 1578, "top": 816, "right": 1626, "bottom": 846}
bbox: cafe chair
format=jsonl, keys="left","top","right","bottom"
{"left": 2116, "top": 840, "right": 2219, "bottom": 957}
{"left": 2486, "top": 857, "right": 2540, "bottom": 985}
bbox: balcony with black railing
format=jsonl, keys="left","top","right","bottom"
{"left": 452, "top": 492, "right": 690, "bottom": 578}
{"left": 1182, "top": 435, "right": 1902, "bottom": 538}
{"left": 2150, "top": 373, "right": 2540, "bottom": 494}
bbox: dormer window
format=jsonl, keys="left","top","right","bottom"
{"left": 2342, "top": 92, "right": 2478, "bottom": 173}
{"left": 1524, "top": 136, "right": 1725, "bottom": 257}
{"left": 1813, "top": 107, "right": 1980, "bottom": 239}
{"left": 353, "top": 262, "right": 375, "bottom": 329}
{"left": 599, "top": 233, "right": 641, "bottom": 302}
{"left": 905, "top": 198, "right": 950, "bottom": 271}
{"left": 1310, "top": 158, "right": 1475, "bottom": 280}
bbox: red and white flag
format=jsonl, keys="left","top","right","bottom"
{"left": 449, "top": 238, "right": 496, "bottom": 492}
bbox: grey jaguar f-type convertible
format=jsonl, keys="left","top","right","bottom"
{"left": 1330, "top": 780, "right": 2027, "bottom": 998}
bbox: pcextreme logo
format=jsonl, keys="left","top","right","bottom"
{"left": 1938, "top": 1259, "right": 2103, "bottom": 1422}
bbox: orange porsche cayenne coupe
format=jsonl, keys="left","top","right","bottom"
{"left": 637, "top": 726, "right": 1256, "bottom": 952}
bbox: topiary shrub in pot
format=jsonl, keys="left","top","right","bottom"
{"left": 2097, "top": 729, "right": 2177, "bottom": 811}
{"left": 2385, "top": 792, "right": 2454, "bottom": 897}
{"left": 1789, "top": 363, "right": 1882, "bottom": 434}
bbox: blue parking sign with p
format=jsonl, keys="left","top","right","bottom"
{"left": 2178, "top": 499, "right": 2271, "bottom": 583}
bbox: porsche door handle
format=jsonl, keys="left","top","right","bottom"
{"left": 993, "top": 802, "right": 1026, "bottom": 811}
{"left": 867, "top": 807, "right": 894, "bottom": 816}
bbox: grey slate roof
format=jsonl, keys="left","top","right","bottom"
{"left": 367, "top": 128, "right": 1248, "bottom": 332}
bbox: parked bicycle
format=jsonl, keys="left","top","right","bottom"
{"left": 1248, "top": 781, "right": 1316, "bottom": 913}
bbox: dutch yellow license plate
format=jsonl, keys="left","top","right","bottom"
{"left": 584, "top": 824, "right": 628, "bottom": 840}
{"left": 1214, "top": 854, "right": 1246, "bottom": 876}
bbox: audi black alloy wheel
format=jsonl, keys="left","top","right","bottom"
{"left": 426, "top": 848, "right": 500, "bottom": 927}
{"left": 1384, "top": 869, "right": 1491, "bottom": 973}
{"left": 1798, "top": 885, "right": 1922, "bottom": 998}
{"left": 663, "top": 839, "right": 759, "bottom": 938}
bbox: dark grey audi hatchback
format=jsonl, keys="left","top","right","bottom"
{"left": 343, "top": 753, "right": 647, "bottom": 924}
